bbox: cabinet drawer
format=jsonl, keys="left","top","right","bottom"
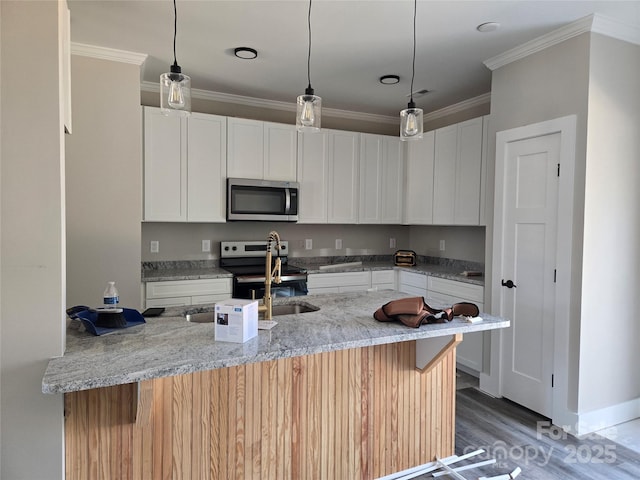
{"left": 145, "top": 297, "right": 191, "bottom": 308}
{"left": 427, "top": 277, "right": 483, "bottom": 303}
{"left": 307, "top": 271, "right": 371, "bottom": 289}
{"left": 426, "top": 290, "right": 484, "bottom": 312}
{"left": 146, "top": 278, "right": 232, "bottom": 299}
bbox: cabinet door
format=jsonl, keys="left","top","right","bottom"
{"left": 264, "top": 122, "right": 297, "bottom": 181}
{"left": 432, "top": 124, "right": 457, "bottom": 224}
{"left": 328, "top": 130, "right": 359, "bottom": 224}
{"left": 404, "top": 131, "right": 435, "bottom": 225}
{"left": 454, "top": 117, "right": 483, "bottom": 225}
{"left": 381, "top": 136, "right": 404, "bottom": 224}
{"left": 397, "top": 270, "right": 427, "bottom": 296}
{"left": 359, "top": 133, "right": 383, "bottom": 224}
{"left": 297, "top": 130, "right": 329, "bottom": 223}
{"left": 143, "top": 106, "right": 186, "bottom": 221}
{"left": 187, "top": 113, "right": 227, "bottom": 222}
{"left": 227, "top": 117, "right": 264, "bottom": 178}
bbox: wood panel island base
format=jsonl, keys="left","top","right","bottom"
{"left": 45, "top": 291, "right": 509, "bottom": 480}
{"left": 65, "top": 341, "right": 456, "bottom": 480}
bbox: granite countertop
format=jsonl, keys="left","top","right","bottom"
{"left": 43, "top": 290, "right": 508, "bottom": 394}
{"left": 142, "top": 260, "right": 484, "bottom": 286}
{"left": 297, "top": 261, "right": 484, "bottom": 286}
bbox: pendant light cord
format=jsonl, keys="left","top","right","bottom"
{"left": 173, "top": 0, "right": 178, "bottom": 67}
{"left": 307, "top": 0, "right": 313, "bottom": 89}
{"left": 409, "top": 0, "right": 417, "bottom": 105}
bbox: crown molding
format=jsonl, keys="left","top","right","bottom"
{"left": 423, "top": 93, "right": 491, "bottom": 123}
{"left": 591, "top": 14, "right": 640, "bottom": 46}
{"left": 70, "top": 42, "right": 148, "bottom": 66}
{"left": 141, "top": 81, "right": 399, "bottom": 125}
{"left": 484, "top": 14, "right": 640, "bottom": 71}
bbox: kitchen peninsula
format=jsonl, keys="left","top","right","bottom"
{"left": 44, "top": 291, "right": 509, "bottom": 480}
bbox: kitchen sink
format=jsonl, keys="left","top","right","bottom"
{"left": 184, "top": 302, "right": 319, "bottom": 323}
{"left": 185, "top": 312, "right": 215, "bottom": 323}
{"left": 269, "top": 302, "right": 319, "bottom": 316}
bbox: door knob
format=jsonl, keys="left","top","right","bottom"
{"left": 501, "top": 279, "right": 517, "bottom": 289}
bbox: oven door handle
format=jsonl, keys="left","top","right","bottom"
{"left": 235, "top": 274, "right": 307, "bottom": 284}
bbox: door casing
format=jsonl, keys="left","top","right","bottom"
{"left": 483, "top": 115, "right": 577, "bottom": 431}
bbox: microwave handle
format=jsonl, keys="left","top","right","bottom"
{"left": 285, "top": 188, "right": 291, "bottom": 214}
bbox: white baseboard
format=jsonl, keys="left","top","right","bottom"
{"left": 571, "top": 397, "right": 640, "bottom": 436}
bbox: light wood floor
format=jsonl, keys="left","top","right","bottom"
{"left": 418, "top": 386, "right": 640, "bottom": 479}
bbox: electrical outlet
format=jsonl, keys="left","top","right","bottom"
{"left": 150, "top": 241, "right": 159, "bottom": 253}
{"left": 335, "top": 238, "right": 342, "bottom": 250}
{"left": 202, "top": 239, "right": 211, "bottom": 252}
{"left": 305, "top": 239, "right": 313, "bottom": 250}
{"left": 389, "top": 238, "right": 396, "bottom": 248}
{"left": 439, "top": 239, "right": 446, "bottom": 251}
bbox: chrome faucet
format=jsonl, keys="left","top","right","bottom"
{"left": 258, "top": 231, "right": 282, "bottom": 320}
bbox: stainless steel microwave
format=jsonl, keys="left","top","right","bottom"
{"left": 227, "top": 178, "right": 299, "bottom": 222}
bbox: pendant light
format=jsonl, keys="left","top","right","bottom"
{"left": 400, "top": 0, "right": 423, "bottom": 141}
{"left": 160, "top": 0, "right": 191, "bottom": 116}
{"left": 296, "top": 0, "right": 321, "bottom": 132}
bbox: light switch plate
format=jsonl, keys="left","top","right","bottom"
{"left": 305, "top": 239, "right": 313, "bottom": 250}
{"left": 202, "top": 239, "right": 211, "bottom": 252}
{"left": 150, "top": 241, "right": 159, "bottom": 253}
{"left": 335, "top": 239, "right": 342, "bottom": 249}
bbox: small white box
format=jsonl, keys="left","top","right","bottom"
{"left": 214, "top": 298, "right": 259, "bottom": 343}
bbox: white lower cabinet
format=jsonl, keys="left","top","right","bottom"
{"left": 396, "top": 270, "right": 428, "bottom": 297}
{"left": 426, "top": 277, "right": 484, "bottom": 374}
{"left": 145, "top": 278, "right": 232, "bottom": 308}
{"left": 371, "top": 270, "right": 396, "bottom": 291}
{"left": 307, "top": 271, "right": 372, "bottom": 295}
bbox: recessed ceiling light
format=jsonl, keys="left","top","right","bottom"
{"left": 379, "top": 75, "right": 400, "bottom": 85}
{"left": 234, "top": 47, "right": 258, "bottom": 59}
{"left": 477, "top": 22, "right": 500, "bottom": 33}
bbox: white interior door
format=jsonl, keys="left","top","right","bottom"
{"left": 497, "top": 132, "right": 560, "bottom": 417}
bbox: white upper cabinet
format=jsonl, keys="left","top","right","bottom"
{"left": 432, "top": 117, "right": 483, "bottom": 225}
{"left": 143, "top": 107, "right": 227, "bottom": 222}
{"left": 297, "top": 129, "right": 359, "bottom": 224}
{"left": 404, "top": 131, "right": 435, "bottom": 225}
{"left": 297, "top": 130, "right": 329, "bottom": 223}
{"left": 144, "top": 107, "right": 186, "bottom": 221}
{"left": 187, "top": 113, "right": 227, "bottom": 222}
{"left": 328, "top": 130, "right": 359, "bottom": 224}
{"left": 359, "top": 134, "right": 404, "bottom": 224}
{"left": 227, "top": 118, "right": 297, "bottom": 181}
{"left": 264, "top": 122, "right": 298, "bottom": 181}
{"left": 226, "top": 118, "right": 263, "bottom": 178}
{"left": 359, "top": 134, "right": 383, "bottom": 223}
{"left": 381, "top": 136, "right": 404, "bottom": 224}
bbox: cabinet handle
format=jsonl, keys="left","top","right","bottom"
{"left": 501, "top": 279, "right": 516, "bottom": 289}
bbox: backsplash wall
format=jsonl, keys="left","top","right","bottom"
{"left": 141, "top": 223, "right": 485, "bottom": 265}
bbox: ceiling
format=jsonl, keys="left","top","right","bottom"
{"left": 68, "top": 0, "right": 640, "bottom": 119}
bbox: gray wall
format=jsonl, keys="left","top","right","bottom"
{"left": 488, "top": 33, "right": 591, "bottom": 412}
{"left": 578, "top": 33, "right": 640, "bottom": 413}
{"left": 489, "top": 31, "right": 640, "bottom": 419}
{"left": 141, "top": 222, "right": 486, "bottom": 265}
{"left": 1, "top": 2, "right": 65, "bottom": 478}
{"left": 66, "top": 55, "right": 143, "bottom": 309}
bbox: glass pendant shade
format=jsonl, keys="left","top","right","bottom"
{"left": 296, "top": 87, "right": 321, "bottom": 132}
{"left": 400, "top": 102, "right": 423, "bottom": 141}
{"left": 160, "top": 64, "right": 191, "bottom": 116}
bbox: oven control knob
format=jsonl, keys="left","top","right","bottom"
{"left": 224, "top": 246, "right": 229, "bottom": 251}
{"left": 232, "top": 246, "right": 237, "bottom": 251}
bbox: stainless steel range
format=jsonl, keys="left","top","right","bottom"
{"left": 220, "top": 240, "right": 308, "bottom": 299}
